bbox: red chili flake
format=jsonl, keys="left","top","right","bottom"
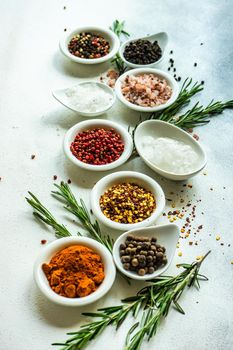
{"left": 70, "top": 128, "right": 124, "bottom": 166}
{"left": 53, "top": 175, "right": 57, "bottom": 180}
{"left": 193, "top": 134, "right": 199, "bottom": 141}
{"left": 31, "top": 154, "right": 36, "bottom": 159}
{"left": 67, "top": 179, "right": 72, "bottom": 184}
{"left": 41, "top": 239, "right": 47, "bottom": 245}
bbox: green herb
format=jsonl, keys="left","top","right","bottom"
{"left": 52, "top": 182, "right": 114, "bottom": 253}
{"left": 26, "top": 185, "right": 129, "bottom": 283}
{"left": 53, "top": 251, "right": 210, "bottom": 350}
{"left": 130, "top": 78, "right": 233, "bottom": 148}
{"left": 26, "top": 192, "right": 72, "bottom": 238}
{"left": 151, "top": 78, "right": 204, "bottom": 123}
{"left": 110, "top": 20, "right": 129, "bottom": 75}
{"left": 110, "top": 20, "right": 130, "bottom": 38}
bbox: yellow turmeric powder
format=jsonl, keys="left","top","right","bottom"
{"left": 42, "top": 245, "right": 105, "bottom": 298}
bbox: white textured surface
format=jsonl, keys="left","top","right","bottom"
{"left": 0, "top": 1, "right": 233, "bottom": 349}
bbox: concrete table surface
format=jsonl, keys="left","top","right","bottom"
{"left": 0, "top": 0, "right": 232, "bottom": 349}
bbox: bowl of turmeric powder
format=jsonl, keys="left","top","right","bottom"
{"left": 34, "top": 236, "right": 116, "bottom": 306}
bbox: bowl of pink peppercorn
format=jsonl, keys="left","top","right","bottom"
{"left": 63, "top": 119, "right": 134, "bottom": 171}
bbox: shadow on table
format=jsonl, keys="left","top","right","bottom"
{"left": 28, "top": 275, "right": 144, "bottom": 329}
{"left": 52, "top": 50, "right": 111, "bottom": 78}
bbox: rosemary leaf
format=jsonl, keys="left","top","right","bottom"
{"left": 26, "top": 192, "right": 72, "bottom": 238}
{"left": 52, "top": 182, "right": 114, "bottom": 253}
{"left": 110, "top": 20, "right": 129, "bottom": 75}
{"left": 53, "top": 252, "right": 210, "bottom": 350}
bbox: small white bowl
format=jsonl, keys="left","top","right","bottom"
{"left": 64, "top": 119, "right": 133, "bottom": 171}
{"left": 134, "top": 120, "right": 207, "bottom": 181}
{"left": 59, "top": 26, "right": 120, "bottom": 64}
{"left": 115, "top": 68, "right": 179, "bottom": 113}
{"left": 113, "top": 224, "right": 179, "bottom": 280}
{"left": 53, "top": 82, "right": 116, "bottom": 117}
{"left": 119, "top": 32, "right": 168, "bottom": 69}
{"left": 34, "top": 236, "right": 116, "bottom": 306}
{"left": 91, "top": 171, "right": 165, "bottom": 231}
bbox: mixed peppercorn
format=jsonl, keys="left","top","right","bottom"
{"left": 99, "top": 182, "right": 156, "bottom": 223}
{"left": 70, "top": 128, "right": 124, "bottom": 165}
{"left": 68, "top": 32, "right": 110, "bottom": 59}
{"left": 120, "top": 234, "right": 167, "bottom": 276}
{"left": 123, "top": 39, "right": 162, "bottom": 65}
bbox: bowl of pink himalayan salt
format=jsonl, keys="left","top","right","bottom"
{"left": 115, "top": 68, "right": 179, "bottom": 112}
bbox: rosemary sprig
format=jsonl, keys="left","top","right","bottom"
{"left": 152, "top": 78, "right": 204, "bottom": 123}
{"left": 52, "top": 182, "right": 114, "bottom": 253}
{"left": 110, "top": 20, "right": 129, "bottom": 75}
{"left": 53, "top": 252, "right": 210, "bottom": 350}
{"left": 131, "top": 78, "right": 233, "bottom": 146}
{"left": 25, "top": 192, "right": 72, "bottom": 238}
{"left": 110, "top": 19, "right": 130, "bottom": 38}
{"left": 171, "top": 99, "right": 233, "bottom": 129}
{"left": 125, "top": 251, "right": 210, "bottom": 350}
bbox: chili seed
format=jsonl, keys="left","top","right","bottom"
{"left": 99, "top": 182, "right": 156, "bottom": 224}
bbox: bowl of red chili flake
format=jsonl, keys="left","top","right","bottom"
{"left": 60, "top": 26, "right": 120, "bottom": 64}
{"left": 64, "top": 119, "right": 133, "bottom": 171}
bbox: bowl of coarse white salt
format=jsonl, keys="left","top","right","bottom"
{"left": 52, "top": 82, "right": 115, "bottom": 117}
{"left": 134, "top": 120, "right": 207, "bottom": 181}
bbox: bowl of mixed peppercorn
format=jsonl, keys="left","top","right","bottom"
{"left": 91, "top": 171, "right": 165, "bottom": 230}
{"left": 60, "top": 26, "right": 120, "bottom": 64}
{"left": 113, "top": 224, "right": 180, "bottom": 280}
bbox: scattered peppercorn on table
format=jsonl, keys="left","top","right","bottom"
{"left": 0, "top": 1, "right": 233, "bottom": 350}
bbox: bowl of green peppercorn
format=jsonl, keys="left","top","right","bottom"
{"left": 113, "top": 224, "right": 179, "bottom": 280}
{"left": 60, "top": 26, "right": 120, "bottom": 64}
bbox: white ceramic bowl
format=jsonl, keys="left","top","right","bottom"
{"left": 113, "top": 224, "right": 179, "bottom": 281}
{"left": 115, "top": 68, "right": 179, "bottom": 113}
{"left": 59, "top": 26, "right": 120, "bottom": 64}
{"left": 64, "top": 119, "right": 133, "bottom": 171}
{"left": 119, "top": 32, "right": 168, "bottom": 69}
{"left": 34, "top": 236, "right": 116, "bottom": 306}
{"left": 91, "top": 171, "right": 165, "bottom": 231}
{"left": 53, "top": 82, "right": 116, "bottom": 117}
{"left": 134, "top": 120, "right": 207, "bottom": 180}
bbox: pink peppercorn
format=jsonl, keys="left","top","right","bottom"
{"left": 70, "top": 128, "right": 124, "bottom": 165}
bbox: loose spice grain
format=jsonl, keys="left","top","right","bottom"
{"left": 99, "top": 183, "right": 156, "bottom": 224}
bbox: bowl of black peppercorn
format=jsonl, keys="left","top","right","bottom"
{"left": 119, "top": 32, "right": 168, "bottom": 68}
{"left": 113, "top": 224, "right": 179, "bottom": 280}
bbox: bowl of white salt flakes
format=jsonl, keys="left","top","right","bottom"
{"left": 135, "top": 120, "right": 207, "bottom": 181}
{"left": 52, "top": 81, "right": 116, "bottom": 117}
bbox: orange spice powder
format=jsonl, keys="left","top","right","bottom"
{"left": 42, "top": 245, "right": 105, "bottom": 298}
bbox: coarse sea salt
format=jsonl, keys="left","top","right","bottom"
{"left": 65, "top": 83, "right": 113, "bottom": 113}
{"left": 141, "top": 136, "right": 199, "bottom": 174}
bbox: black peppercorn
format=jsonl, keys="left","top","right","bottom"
{"left": 123, "top": 39, "right": 162, "bottom": 65}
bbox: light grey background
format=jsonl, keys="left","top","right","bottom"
{"left": 0, "top": 0, "right": 233, "bottom": 349}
